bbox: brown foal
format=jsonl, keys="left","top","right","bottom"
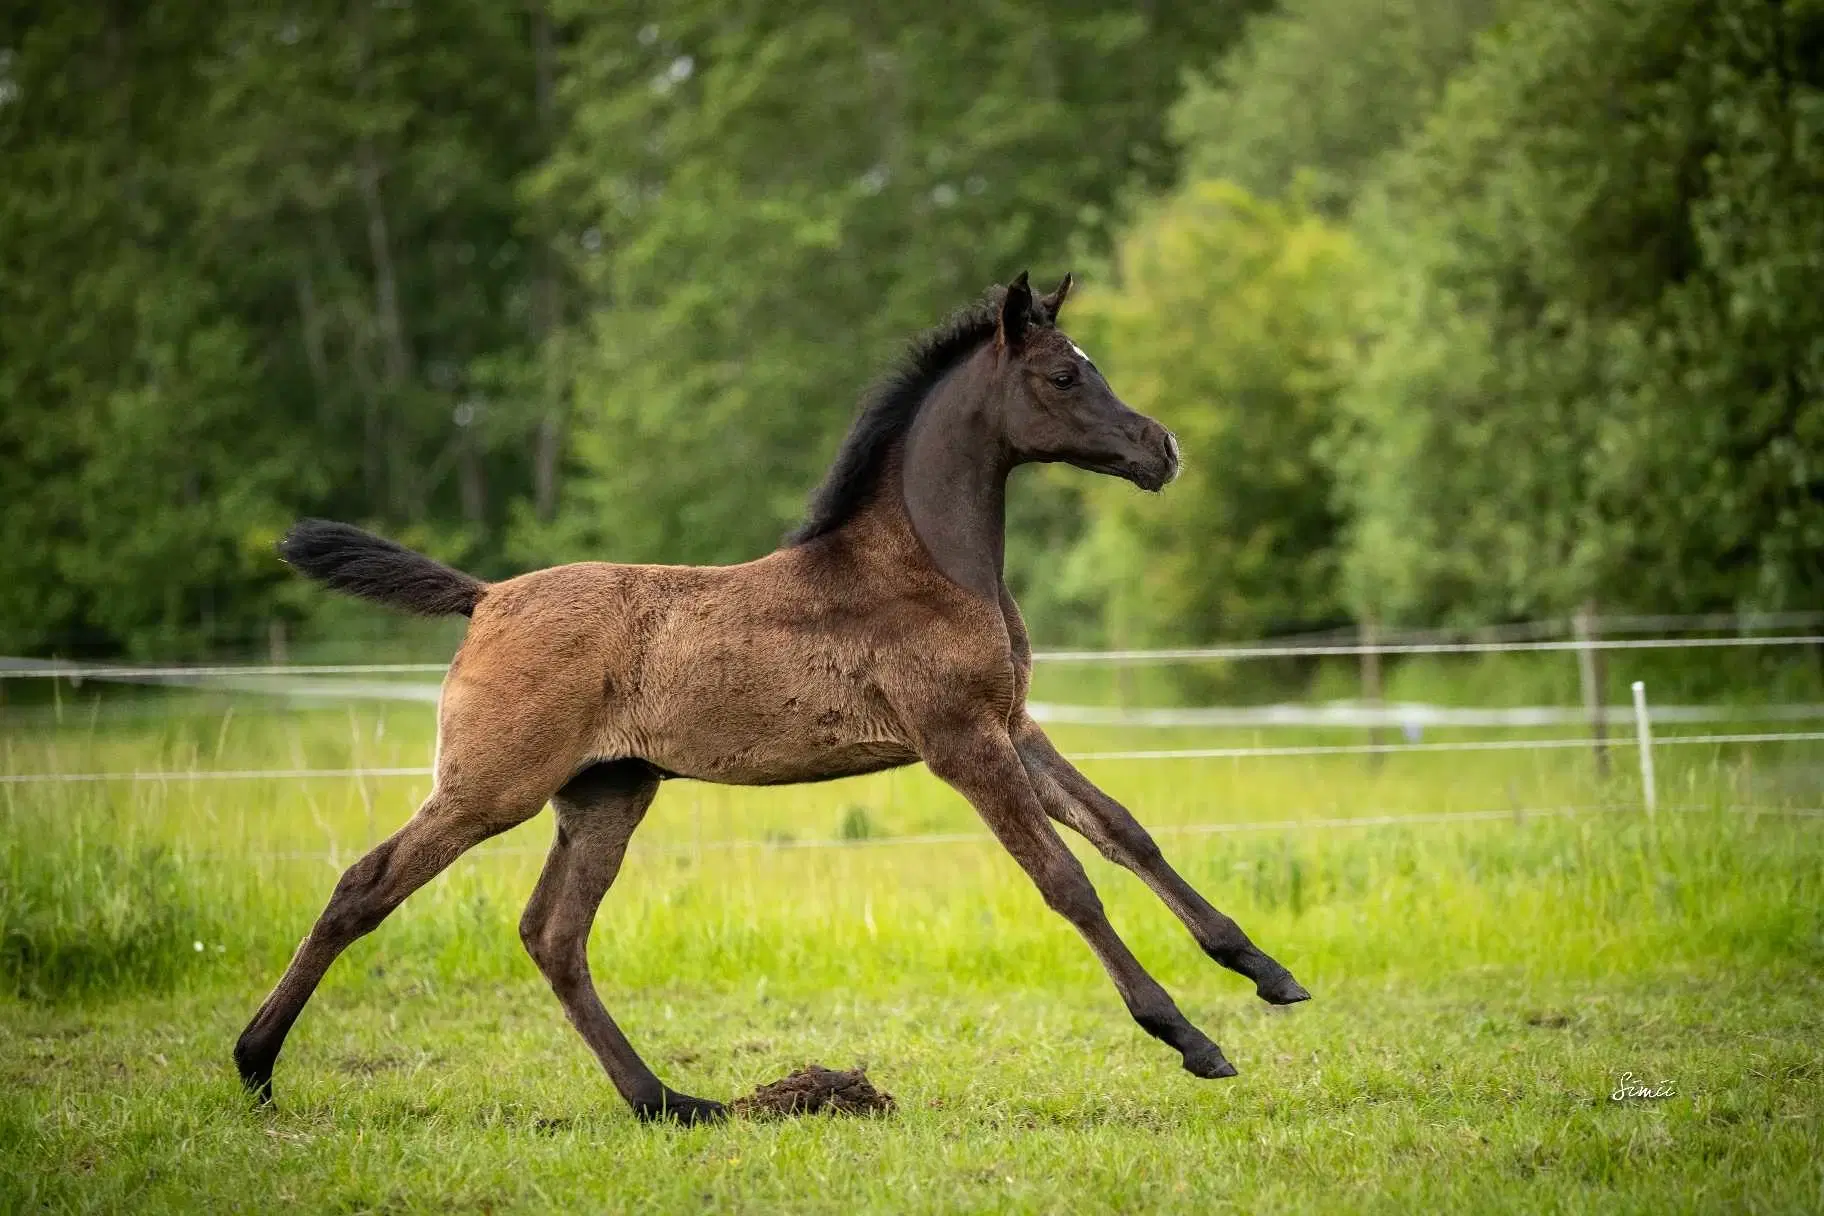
{"left": 235, "top": 272, "right": 1309, "bottom": 1124}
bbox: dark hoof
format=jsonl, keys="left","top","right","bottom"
{"left": 233, "top": 1039, "right": 276, "bottom": 1106}
{"left": 1256, "top": 972, "right": 1311, "bottom": 1006}
{"left": 1182, "top": 1045, "right": 1239, "bottom": 1080}
{"left": 633, "top": 1090, "right": 729, "bottom": 1126}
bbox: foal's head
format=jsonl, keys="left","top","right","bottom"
{"left": 987, "top": 272, "right": 1180, "bottom": 491}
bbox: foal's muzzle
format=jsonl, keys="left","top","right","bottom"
{"left": 1124, "top": 423, "right": 1181, "bottom": 492}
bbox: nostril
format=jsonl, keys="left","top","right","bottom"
{"left": 1163, "top": 431, "right": 1181, "bottom": 482}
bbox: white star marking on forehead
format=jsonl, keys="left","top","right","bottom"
{"left": 1068, "top": 341, "right": 1093, "bottom": 363}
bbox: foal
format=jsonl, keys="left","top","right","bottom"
{"left": 235, "top": 273, "right": 1309, "bottom": 1124}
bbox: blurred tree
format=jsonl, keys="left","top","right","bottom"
{"left": 1171, "top": 0, "right": 1508, "bottom": 214}
{"left": 1335, "top": 0, "right": 1824, "bottom": 624}
{"left": 1063, "top": 181, "right": 1359, "bottom": 646}
{"left": 1025, "top": 0, "right": 1506, "bottom": 649}
{"left": 0, "top": 4, "right": 288, "bottom": 657}
{"left": 0, "top": 0, "right": 1264, "bottom": 657}
{"left": 188, "top": 0, "right": 540, "bottom": 541}
{"left": 2, "top": 1, "right": 563, "bottom": 655}
{"left": 522, "top": 0, "right": 1268, "bottom": 580}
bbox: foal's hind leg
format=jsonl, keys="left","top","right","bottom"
{"left": 922, "top": 720, "right": 1238, "bottom": 1080}
{"left": 1013, "top": 718, "right": 1310, "bottom": 1005}
{"left": 233, "top": 786, "right": 540, "bottom": 1103}
{"left": 519, "top": 761, "right": 724, "bottom": 1125}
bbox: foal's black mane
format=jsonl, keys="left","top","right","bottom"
{"left": 784, "top": 285, "right": 1052, "bottom": 546}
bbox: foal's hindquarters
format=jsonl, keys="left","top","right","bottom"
{"left": 231, "top": 604, "right": 613, "bottom": 1108}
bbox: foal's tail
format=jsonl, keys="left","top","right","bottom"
{"left": 278, "top": 519, "right": 487, "bottom": 617}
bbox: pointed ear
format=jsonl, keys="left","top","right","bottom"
{"left": 997, "top": 271, "right": 1033, "bottom": 350}
{"left": 1039, "top": 272, "right": 1073, "bottom": 322}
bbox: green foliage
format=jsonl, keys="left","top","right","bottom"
{"left": 187, "top": 0, "right": 544, "bottom": 536}
{"left": 5, "top": 0, "right": 1822, "bottom": 657}
{"left": 520, "top": 1, "right": 1267, "bottom": 570}
{"left": 0, "top": 2, "right": 546, "bottom": 656}
{"left": 1336, "top": 0, "right": 1824, "bottom": 624}
{"left": 1065, "top": 0, "right": 1823, "bottom": 641}
{"left": 0, "top": 2, "right": 1260, "bottom": 656}
{"left": 1172, "top": 0, "right": 1507, "bottom": 213}
{"left": 836, "top": 804, "right": 878, "bottom": 841}
{"left": 0, "top": 825, "right": 210, "bottom": 1002}
{"left": 1063, "top": 182, "right": 1358, "bottom": 645}
{"left": 0, "top": 7, "right": 292, "bottom": 657}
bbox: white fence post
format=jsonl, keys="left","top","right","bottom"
{"left": 1631, "top": 680, "right": 1656, "bottom": 818}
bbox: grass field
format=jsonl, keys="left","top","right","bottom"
{"left": 3, "top": 691, "right": 1822, "bottom": 1213}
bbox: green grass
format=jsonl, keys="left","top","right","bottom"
{"left": 2, "top": 694, "right": 1821, "bottom": 1212}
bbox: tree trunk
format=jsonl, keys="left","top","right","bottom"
{"left": 294, "top": 261, "right": 331, "bottom": 425}
{"left": 356, "top": 141, "right": 411, "bottom": 391}
{"left": 308, "top": 218, "right": 385, "bottom": 507}
{"left": 457, "top": 424, "right": 487, "bottom": 524}
{"left": 352, "top": 0, "right": 418, "bottom": 520}
{"left": 529, "top": 0, "right": 565, "bottom": 522}
{"left": 355, "top": 137, "right": 418, "bottom": 519}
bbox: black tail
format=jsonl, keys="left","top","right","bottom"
{"left": 277, "top": 519, "right": 487, "bottom": 617}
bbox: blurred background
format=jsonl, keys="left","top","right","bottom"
{"left": 4, "top": 0, "right": 1818, "bottom": 670}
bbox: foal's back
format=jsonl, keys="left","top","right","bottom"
{"left": 440, "top": 521, "right": 1006, "bottom": 792}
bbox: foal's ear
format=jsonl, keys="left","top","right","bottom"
{"left": 998, "top": 271, "right": 1033, "bottom": 350}
{"left": 1039, "top": 272, "right": 1073, "bottom": 321}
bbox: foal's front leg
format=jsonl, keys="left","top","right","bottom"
{"left": 922, "top": 720, "right": 1238, "bottom": 1079}
{"left": 1013, "top": 718, "right": 1310, "bottom": 1006}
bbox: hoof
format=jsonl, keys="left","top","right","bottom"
{"left": 233, "top": 1039, "right": 276, "bottom": 1106}
{"left": 634, "top": 1090, "right": 729, "bottom": 1126}
{"left": 1210, "top": 946, "right": 1310, "bottom": 1006}
{"left": 1255, "top": 969, "right": 1311, "bottom": 1006}
{"left": 1182, "top": 1045, "right": 1239, "bottom": 1080}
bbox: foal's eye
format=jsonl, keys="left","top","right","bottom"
{"left": 1049, "top": 371, "right": 1076, "bottom": 389}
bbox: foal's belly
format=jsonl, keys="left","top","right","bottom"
{"left": 656, "top": 739, "right": 920, "bottom": 787}
{"left": 600, "top": 649, "right": 921, "bottom": 787}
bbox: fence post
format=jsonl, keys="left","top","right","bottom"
{"left": 1631, "top": 680, "right": 1656, "bottom": 818}
{"left": 1360, "top": 616, "right": 1385, "bottom": 764}
{"left": 1574, "top": 601, "right": 1609, "bottom": 776}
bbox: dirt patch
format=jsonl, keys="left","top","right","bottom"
{"left": 1523, "top": 1012, "right": 1572, "bottom": 1028}
{"left": 731, "top": 1065, "right": 895, "bottom": 1120}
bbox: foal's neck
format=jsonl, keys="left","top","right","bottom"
{"left": 896, "top": 355, "right": 1011, "bottom": 601}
